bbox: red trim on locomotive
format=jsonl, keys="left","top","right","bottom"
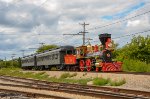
{"left": 85, "top": 59, "right": 92, "bottom": 71}
{"left": 105, "top": 38, "right": 111, "bottom": 49}
{"left": 79, "top": 60, "right": 85, "bottom": 71}
{"left": 64, "top": 55, "right": 76, "bottom": 65}
{"left": 100, "top": 62, "right": 122, "bottom": 72}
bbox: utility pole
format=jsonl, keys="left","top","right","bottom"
{"left": 20, "top": 50, "right": 25, "bottom": 57}
{"left": 4, "top": 57, "right": 6, "bottom": 67}
{"left": 63, "top": 22, "right": 89, "bottom": 45}
{"left": 39, "top": 42, "right": 45, "bottom": 47}
{"left": 11, "top": 54, "right": 16, "bottom": 67}
{"left": 79, "top": 22, "right": 89, "bottom": 45}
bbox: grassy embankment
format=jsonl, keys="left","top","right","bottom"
{"left": 0, "top": 68, "right": 126, "bottom": 86}
{"left": 122, "top": 59, "right": 150, "bottom": 72}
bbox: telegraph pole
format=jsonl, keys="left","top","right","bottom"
{"left": 11, "top": 54, "right": 16, "bottom": 67}
{"left": 39, "top": 42, "right": 45, "bottom": 46}
{"left": 63, "top": 22, "right": 89, "bottom": 45}
{"left": 4, "top": 57, "right": 6, "bottom": 66}
{"left": 79, "top": 22, "right": 89, "bottom": 45}
{"left": 20, "top": 50, "right": 25, "bottom": 57}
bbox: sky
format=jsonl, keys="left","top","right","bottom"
{"left": 0, "top": 0, "right": 150, "bottom": 60}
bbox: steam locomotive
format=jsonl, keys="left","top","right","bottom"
{"left": 21, "top": 33, "right": 122, "bottom": 72}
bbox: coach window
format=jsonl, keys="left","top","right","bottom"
{"left": 39, "top": 57, "right": 42, "bottom": 61}
{"left": 52, "top": 54, "right": 55, "bottom": 60}
{"left": 25, "top": 60, "right": 27, "bottom": 63}
{"left": 49, "top": 55, "right": 52, "bottom": 60}
{"left": 55, "top": 54, "right": 58, "bottom": 59}
{"left": 66, "top": 50, "right": 73, "bottom": 55}
{"left": 40, "top": 57, "right": 42, "bottom": 61}
{"left": 45, "top": 56, "right": 48, "bottom": 60}
{"left": 43, "top": 56, "right": 46, "bottom": 60}
{"left": 38, "top": 57, "right": 40, "bottom": 61}
{"left": 37, "top": 57, "right": 39, "bottom": 61}
{"left": 22, "top": 60, "right": 24, "bottom": 64}
{"left": 41, "top": 57, "right": 44, "bottom": 61}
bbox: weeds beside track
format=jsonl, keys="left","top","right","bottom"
{"left": 0, "top": 75, "right": 149, "bottom": 99}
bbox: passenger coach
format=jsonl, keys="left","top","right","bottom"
{"left": 21, "top": 46, "right": 75, "bottom": 70}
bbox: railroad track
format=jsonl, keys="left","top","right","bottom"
{"left": 0, "top": 91, "right": 29, "bottom": 99}
{"left": 0, "top": 75, "right": 149, "bottom": 99}
{"left": 0, "top": 89, "right": 69, "bottom": 99}
{"left": 24, "top": 70, "right": 150, "bottom": 76}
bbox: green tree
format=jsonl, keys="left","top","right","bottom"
{"left": 116, "top": 35, "right": 150, "bottom": 64}
{"left": 112, "top": 40, "right": 119, "bottom": 58}
{"left": 36, "top": 44, "right": 58, "bottom": 53}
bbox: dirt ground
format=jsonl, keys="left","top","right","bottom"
{"left": 22, "top": 71, "right": 150, "bottom": 92}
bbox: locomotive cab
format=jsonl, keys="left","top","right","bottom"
{"left": 65, "top": 49, "right": 75, "bottom": 55}
{"left": 64, "top": 48, "right": 77, "bottom": 65}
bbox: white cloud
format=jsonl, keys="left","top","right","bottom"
{"left": 6, "top": 11, "right": 32, "bottom": 23}
{"left": 0, "top": 0, "right": 13, "bottom": 3}
{"left": 127, "top": 20, "right": 140, "bottom": 27}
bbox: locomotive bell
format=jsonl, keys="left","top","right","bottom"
{"left": 99, "top": 33, "right": 111, "bottom": 46}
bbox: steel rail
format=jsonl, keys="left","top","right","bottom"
{"left": 0, "top": 82, "right": 148, "bottom": 99}
{"left": 1, "top": 75, "right": 150, "bottom": 96}
{"left": 0, "top": 75, "right": 149, "bottom": 99}
{"left": 0, "top": 88, "right": 70, "bottom": 99}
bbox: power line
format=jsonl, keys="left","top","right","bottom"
{"left": 112, "top": 29, "right": 150, "bottom": 39}
{"left": 87, "top": 10, "right": 150, "bottom": 31}
{"left": 90, "top": 29, "right": 150, "bottom": 44}
{"left": 25, "top": 9, "right": 150, "bottom": 45}
{"left": 27, "top": 8, "right": 150, "bottom": 45}
{"left": 63, "top": 22, "right": 89, "bottom": 45}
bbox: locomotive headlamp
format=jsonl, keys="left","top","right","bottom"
{"left": 108, "top": 42, "right": 112, "bottom": 48}
{"left": 106, "top": 53, "right": 111, "bottom": 57}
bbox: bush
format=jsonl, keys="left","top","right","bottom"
{"left": 93, "top": 77, "right": 109, "bottom": 86}
{"left": 122, "top": 59, "right": 150, "bottom": 72}
{"left": 93, "top": 77, "right": 126, "bottom": 86}
{"left": 60, "top": 73, "right": 77, "bottom": 79}
{"left": 110, "top": 79, "right": 126, "bottom": 86}
{"left": 77, "top": 78, "right": 92, "bottom": 85}
{"left": 69, "top": 73, "right": 77, "bottom": 77}
{"left": 59, "top": 73, "right": 70, "bottom": 79}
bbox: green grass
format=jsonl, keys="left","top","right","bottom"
{"left": 59, "top": 73, "right": 70, "bottom": 79}
{"left": 59, "top": 73, "right": 77, "bottom": 79}
{"left": 109, "top": 79, "right": 126, "bottom": 86}
{"left": 83, "top": 73, "right": 87, "bottom": 76}
{"left": 69, "top": 73, "right": 77, "bottom": 77}
{"left": 93, "top": 77, "right": 110, "bottom": 86}
{"left": 122, "top": 59, "right": 150, "bottom": 72}
{"left": 92, "top": 77, "right": 126, "bottom": 86}
{"left": 0, "top": 68, "right": 126, "bottom": 86}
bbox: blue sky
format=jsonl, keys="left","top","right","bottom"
{"left": 102, "top": 1, "right": 146, "bottom": 20}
